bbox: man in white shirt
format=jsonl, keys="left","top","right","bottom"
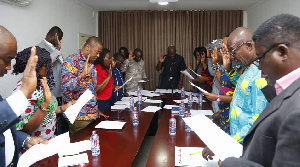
{"left": 0, "top": 25, "right": 48, "bottom": 166}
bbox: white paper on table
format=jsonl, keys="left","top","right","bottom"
{"left": 190, "top": 109, "right": 214, "bottom": 116}
{"left": 141, "top": 106, "right": 162, "bottom": 113}
{"left": 143, "top": 92, "right": 161, "bottom": 97}
{"left": 95, "top": 121, "right": 126, "bottom": 129}
{"left": 154, "top": 89, "right": 181, "bottom": 94}
{"left": 58, "top": 153, "right": 89, "bottom": 167}
{"left": 138, "top": 80, "right": 147, "bottom": 83}
{"left": 175, "top": 146, "right": 218, "bottom": 167}
{"left": 189, "top": 81, "right": 209, "bottom": 94}
{"left": 163, "top": 105, "right": 179, "bottom": 109}
{"left": 180, "top": 70, "right": 194, "bottom": 80}
{"left": 111, "top": 104, "right": 128, "bottom": 110}
{"left": 57, "top": 140, "right": 91, "bottom": 157}
{"left": 127, "top": 91, "right": 137, "bottom": 96}
{"left": 173, "top": 98, "right": 188, "bottom": 104}
{"left": 144, "top": 99, "right": 162, "bottom": 103}
{"left": 18, "top": 132, "right": 70, "bottom": 167}
{"left": 183, "top": 115, "right": 243, "bottom": 161}
{"left": 189, "top": 68, "right": 202, "bottom": 77}
{"left": 119, "top": 76, "right": 133, "bottom": 89}
{"left": 64, "top": 89, "right": 94, "bottom": 124}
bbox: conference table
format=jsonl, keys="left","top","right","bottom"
{"left": 34, "top": 92, "right": 215, "bottom": 167}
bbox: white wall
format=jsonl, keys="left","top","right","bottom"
{"left": 246, "top": 0, "right": 300, "bottom": 32}
{"left": 0, "top": 0, "right": 98, "bottom": 98}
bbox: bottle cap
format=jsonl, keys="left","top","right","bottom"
{"left": 92, "top": 130, "right": 97, "bottom": 134}
{"left": 134, "top": 107, "right": 137, "bottom": 110}
{"left": 171, "top": 115, "right": 175, "bottom": 118}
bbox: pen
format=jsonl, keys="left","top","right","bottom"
{"left": 190, "top": 150, "right": 202, "bottom": 155}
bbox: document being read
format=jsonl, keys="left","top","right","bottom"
{"left": 180, "top": 70, "right": 194, "bottom": 80}
{"left": 64, "top": 89, "right": 94, "bottom": 124}
{"left": 183, "top": 114, "right": 242, "bottom": 161}
{"left": 119, "top": 76, "right": 133, "bottom": 89}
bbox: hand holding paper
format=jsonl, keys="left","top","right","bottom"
{"left": 189, "top": 68, "right": 201, "bottom": 77}
{"left": 189, "top": 81, "right": 209, "bottom": 94}
{"left": 119, "top": 76, "right": 133, "bottom": 89}
{"left": 180, "top": 70, "right": 194, "bottom": 80}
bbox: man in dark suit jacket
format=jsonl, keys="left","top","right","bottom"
{"left": 0, "top": 25, "right": 47, "bottom": 166}
{"left": 221, "top": 14, "right": 300, "bottom": 167}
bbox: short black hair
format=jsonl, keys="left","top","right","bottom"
{"left": 114, "top": 52, "right": 125, "bottom": 61}
{"left": 47, "top": 26, "right": 63, "bottom": 38}
{"left": 253, "top": 14, "right": 300, "bottom": 48}
{"left": 119, "top": 46, "right": 129, "bottom": 59}
{"left": 94, "top": 48, "right": 110, "bottom": 69}
{"left": 193, "top": 46, "right": 207, "bottom": 59}
{"left": 133, "top": 48, "right": 143, "bottom": 58}
{"left": 84, "top": 36, "right": 103, "bottom": 47}
{"left": 13, "top": 46, "right": 54, "bottom": 90}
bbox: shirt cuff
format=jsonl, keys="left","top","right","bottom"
{"left": 6, "top": 90, "right": 28, "bottom": 117}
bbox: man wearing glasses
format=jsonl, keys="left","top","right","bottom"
{"left": 221, "top": 13, "right": 300, "bottom": 167}
{"left": 220, "top": 27, "right": 269, "bottom": 144}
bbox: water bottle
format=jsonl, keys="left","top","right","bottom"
{"left": 185, "top": 112, "right": 192, "bottom": 132}
{"left": 169, "top": 115, "right": 176, "bottom": 135}
{"left": 90, "top": 131, "right": 100, "bottom": 156}
{"left": 188, "top": 92, "right": 193, "bottom": 108}
{"left": 129, "top": 96, "right": 134, "bottom": 110}
{"left": 198, "top": 92, "right": 203, "bottom": 106}
{"left": 132, "top": 107, "right": 139, "bottom": 126}
{"left": 179, "top": 101, "right": 185, "bottom": 117}
{"left": 137, "top": 86, "right": 142, "bottom": 104}
{"left": 181, "top": 86, "right": 185, "bottom": 99}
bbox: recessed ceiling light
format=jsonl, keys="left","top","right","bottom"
{"left": 158, "top": 2, "right": 169, "bottom": 5}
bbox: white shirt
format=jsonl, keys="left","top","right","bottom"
{"left": 4, "top": 90, "right": 28, "bottom": 166}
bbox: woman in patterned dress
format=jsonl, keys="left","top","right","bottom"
{"left": 12, "top": 46, "right": 74, "bottom": 140}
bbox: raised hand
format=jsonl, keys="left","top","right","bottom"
{"left": 111, "top": 60, "right": 116, "bottom": 68}
{"left": 189, "top": 60, "right": 192, "bottom": 69}
{"left": 206, "top": 46, "right": 211, "bottom": 58}
{"left": 54, "top": 33, "right": 61, "bottom": 51}
{"left": 128, "top": 50, "right": 134, "bottom": 61}
{"left": 80, "top": 54, "right": 94, "bottom": 79}
{"left": 159, "top": 53, "right": 166, "bottom": 63}
{"left": 221, "top": 43, "right": 232, "bottom": 71}
{"left": 41, "top": 77, "right": 51, "bottom": 107}
{"left": 20, "top": 46, "right": 38, "bottom": 98}
{"left": 108, "top": 64, "right": 112, "bottom": 78}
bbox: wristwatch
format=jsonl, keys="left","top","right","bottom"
{"left": 39, "top": 105, "right": 48, "bottom": 112}
{"left": 22, "top": 136, "right": 31, "bottom": 150}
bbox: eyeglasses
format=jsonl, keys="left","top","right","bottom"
{"left": 228, "top": 41, "right": 252, "bottom": 56}
{"left": 256, "top": 43, "right": 290, "bottom": 64}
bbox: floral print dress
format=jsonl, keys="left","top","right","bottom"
{"left": 14, "top": 81, "right": 58, "bottom": 140}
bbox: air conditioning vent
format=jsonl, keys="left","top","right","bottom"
{"left": 0, "top": 0, "right": 33, "bottom": 7}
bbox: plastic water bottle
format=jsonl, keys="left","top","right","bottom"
{"left": 179, "top": 101, "right": 185, "bottom": 117}
{"left": 90, "top": 131, "right": 100, "bottom": 156}
{"left": 137, "top": 86, "right": 142, "bottom": 104}
{"left": 181, "top": 86, "right": 185, "bottom": 99}
{"left": 129, "top": 96, "right": 134, "bottom": 110}
{"left": 185, "top": 112, "right": 192, "bottom": 132}
{"left": 188, "top": 92, "right": 193, "bottom": 108}
{"left": 169, "top": 115, "right": 176, "bottom": 135}
{"left": 132, "top": 107, "right": 139, "bottom": 126}
{"left": 198, "top": 93, "right": 203, "bottom": 106}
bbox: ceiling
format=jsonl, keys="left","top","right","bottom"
{"left": 77, "top": 0, "right": 263, "bottom": 11}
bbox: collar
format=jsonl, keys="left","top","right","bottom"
{"left": 43, "top": 39, "right": 55, "bottom": 50}
{"left": 275, "top": 67, "right": 300, "bottom": 95}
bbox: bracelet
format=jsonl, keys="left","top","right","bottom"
{"left": 217, "top": 95, "right": 221, "bottom": 102}
{"left": 22, "top": 136, "right": 31, "bottom": 150}
{"left": 39, "top": 105, "right": 48, "bottom": 112}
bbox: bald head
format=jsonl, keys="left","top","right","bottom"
{"left": 227, "top": 27, "right": 256, "bottom": 66}
{"left": 167, "top": 45, "right": 176, "bottom": 57}
{"left": 0, "top": 25, "right": 17, "bottom": 77}
{"left": 228, "top": 27, "right": 253, "bottom": 46}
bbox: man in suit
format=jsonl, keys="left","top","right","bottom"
{"left": 221, "top": 14, "right": 300, "bottom": 167}
{"left": 0, "top": 25, "right": 47, "bottom": 166}
{"left": 37, "top": 26, "right": 67, "bottom": 135}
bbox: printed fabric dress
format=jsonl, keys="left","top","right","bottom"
{"left": 218, "top": 70, "right": 235, "bottom": 134}
{"left": 14, "top": 81, "right": 58, "bottom": 140}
